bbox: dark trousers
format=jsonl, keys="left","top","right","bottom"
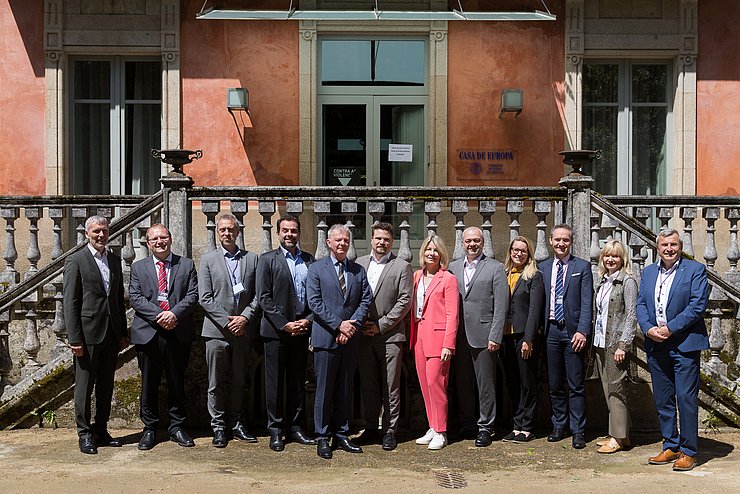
{"left": 358, "top": 338, "right": 403, "bottom": 433}
{"left": 263, "top": 335, "right": 309, "bottom": 435}
{"left": 453, "top": 336, "right": 479, "bottom": 432}
{"left": 647, "top": 347, "right": 701, "bottom": 457}
{"left": 501, "top": 333, "right": 539, "bottom": 432}
{"left": 313, "top": 339, "right": 360, "bottom": 439}
{"left": 136, "top": 332, "right": 191, "bottom": 433}
{"left": 74, "top": 329, "right": 117, "bottom": 437}
{"left": 546, "top": 322, "right": 586, "bottom": 434}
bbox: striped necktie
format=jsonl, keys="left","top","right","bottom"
{"left": 337, "top": 261, "right": 346, "bottom": 297}
{"left": 554, "top": 260, "right": 564, "bottom": 322}
{"left": 157, "top": 260, "right": 170, "bottom": 310}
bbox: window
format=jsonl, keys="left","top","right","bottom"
{"left": 321, "top": 39, "right": 425, "bottom": 86}
{"left": 582, "top": 61, "right": 670, "bottom": 195}
{"left": 70, "top": 57, "right": 162, "bottom": 195}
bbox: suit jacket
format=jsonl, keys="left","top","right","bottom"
{"left": 506, "top": 269, "right": 544, "bottom": 343}
{"left": 448, "top": 255, "right": 509, "bottom": 347}
{"left": 257, "top": 247, "right": 315, "bottom": 340}
{"left": 63, "top": 247, "right": 127, "bottom": 346}
{"left": 540, "top": 255, "right": 593, "bottom": 336}
{"left": 198, "top": 247, "right": 260, "bottom": 340}
{"left": 129, "top": 254, "right": 199, "bottom": 345}
{"left": 636, "top": 259, "right": 709, "bottom": 353}
{"left": 598, "top": 271, "right": 638, "bottom": 352}
{"left": 409, "top": 269, "right": 459, "bottom": 357}
{"left": 356, "top": 253, "right": 413, "bottom": 343}
{"left": 306, "top": 256, "right": 372, "bottom": 350}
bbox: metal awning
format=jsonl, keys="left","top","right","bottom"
{"left": 196, "top": 9, "right": 555, "bottom": 21}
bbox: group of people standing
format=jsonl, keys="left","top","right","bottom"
{"left": 63, "top": 214, "right": 709, "bottom": 471}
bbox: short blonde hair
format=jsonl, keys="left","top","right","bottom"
{"left": 598, "top": 239, "right": 632, "bottom": 277}
{"left": 418, "top": 234, "right": 450, "bottom": 270}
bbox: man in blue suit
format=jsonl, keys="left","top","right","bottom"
{"left": 307, "top": 224, "right": 372, "bottom": 459}
{"left": 637, "top": 229, "right": 708, "bottom": 472}
{"left": 540, "top": 224, "right": 593, "bottom": 449}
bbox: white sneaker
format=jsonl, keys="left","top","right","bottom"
{"left": 416, "top": 428, "right": 436, "bottom": 445}
{"left": 428, "top": 432, "right": 447, "bottom": 450}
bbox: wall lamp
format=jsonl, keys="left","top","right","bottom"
{"left": 227, "top": 87, "right": 249, "bottom": 112}
{"left": 499, "top": 88, "right": 523, "bottom": 118}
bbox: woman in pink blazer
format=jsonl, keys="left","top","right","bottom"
{"left": 410, "top": 234, "right": 459, "bottom": 450}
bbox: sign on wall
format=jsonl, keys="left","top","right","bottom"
{"left": 455, "top": 149, "right": 518, "bottom": 181}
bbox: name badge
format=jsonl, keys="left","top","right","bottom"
{"left": 157, "top": 293, "right": 168, "bottom": 303}
{"left": 232, "top": 282, "right": 245, "bottom": 295}
{"left": 416, "top": 305, "right": 423, "bottom": 318}
{"left": 595, "top": 318, "right": 603, "bottom": 333}
{"left": 556, "top": 295, "right": 563, "bottom": 305}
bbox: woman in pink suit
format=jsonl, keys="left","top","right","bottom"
{"left": 410, "top": 235, "right": 459, "bottom": 450}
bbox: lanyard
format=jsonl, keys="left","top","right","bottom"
{"left": 223, "top": 253, "right": 241, "bottom": 284}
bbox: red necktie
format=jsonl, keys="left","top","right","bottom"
{"left": 157, "top": 260, "right": 170, "bottom": 310}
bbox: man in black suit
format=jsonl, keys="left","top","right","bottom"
{"left": 63, "top": 215, "right": 128, "bottom": 454}
{"left": 306, "top": 224, "right": 373, "bottom": 459}
{"left": 257, "top": 215, "right": 317, "bottom": 452}
{"left": 129, "top": 223, "right": 199, "bottom": 450}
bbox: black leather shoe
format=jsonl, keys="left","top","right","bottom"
{"left": 382, "top": 431, "right": 397, "bottom": 451}
{"left": 94, "top": 430, "right": 122, "bottom": 447}
{"left": 212, "top": 430, "right": 228, "bottom": 448}
{"left": 475, "top": 431, "right": 493, "bottom": 447}
{"left": 356, "top": 428, "right": 380, "bottom": 445}
{"left": 79, "top": 435, "right": 98, "bottom": 455}
{"left": 170, "top": 429, "right": 195, "bottom": 447}
{"left": 502, "top": 431, "right": 517, "bottom": 442}
{"left": 547, "top": 428, "right": 569, "bottom": 442}
{"left": 232, "top": 424, "right": 258, "bottom": 443}
{"left": 317, "top": 438, "right": 332, "bottom": 459}
{"left": 290, "top": 429, "right": 317, "bottom": 445}
{"left": 269, "top": 433, "right": 285, "bottom": 452}
{"left": 333, "top": 437, "right": 363, "bottom": 453}
{"left": 138, "top": 430, "right": 157, "bottom": 451}
{"left": 572, "top": 433, "right": 586, "bottom": 449}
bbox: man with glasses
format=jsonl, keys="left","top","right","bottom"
{"left": 129, "top": 223, "right": 199, "bottom": 450}
{"left": 199, "top": 214, "right": 260, "bottom": 448}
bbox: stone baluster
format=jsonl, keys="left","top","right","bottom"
{"left": 425, "top": 201, "right": 441, "bottom": 238}
{"left": 72, "top": 207, "right": 88, "bottom": 245}
{"left": 259, "top": 200, "right": 275, "bottom": 254}
{"left": 21, "top": 305, "right": 40, "bottom": 378}
{"left": 507, "top": 200, "right": 523, "bottom": 243}
{"left": 533, "top": 200, "right": 551, "bottom": 263}
{"left": 202, "top": 200, "right": 220, "bottom": 252}
{"left": 314, "top": 201, "right": 330, "bottom": 260}
{"left": 600, "top": 211, "right": 618, "bottom": 242}
{"left": 707, "top": 305, "right": 726, "bottom": 375}
{"left": 342, "top": 201, "right": 358, "bottom": 261}
{"left": 451, "top": 200, "right": 468, "bottom": 261}
{"left": 590, "top": 209, "right": 601, "bottom": 280}
{"left": 725, "top": 208, "right": 739, "bottom": 279}
{"left": 680, "top": 206, "right": 697, "bottom": 258}
{"left": 396, "top": 201, "right": 413, "bottom": 263}
{"left": 0, "top": 313, "right": 10, "bottom": 392}
{"left": 368, "top": 201, "right": 385, "bottom": 228}
{"left": 120, "top": 210, "right": 137, "bottom": 301}
{"left": 657, "top": 207, "right": 673, "bottom": 232}
{"left": 24, "top": 208, "right": 42, "bottom": 281}
{"left": 614, "top": 208, "right": 627, "bottom": 244}
{"left": 286, "top": 201, "right": 304, "bottom": 251}
{"left": 137, "top": 217, "right": 152, "bottom": 257}
{"left": 1, "top": 207, "right": 19, "bottom": 284}
{"left": 49, "top": 207, "right": 67, "bottom": 357}
{"left": 703, "top": 207, "right": 720, "bottom": 269}
{"left": 479, "top": 201, "right": 496, "bottom": 259}
{"left": 230, "top": 200, "right": 247, "bottom": 251}
{"left": 633, "top": 206, "right": 651, "bottom": 268}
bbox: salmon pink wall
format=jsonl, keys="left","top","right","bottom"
{"left": 0, "top": 0, "right": 45, "bottom": 195}
{"left": 447, "top": 14, "right": 565, "bottom": 187}
{"left": 181, "top": 2, "right": 299, "bottom": 186}
{"left": 696, "top": 0, "right": 740, "bottom": 196}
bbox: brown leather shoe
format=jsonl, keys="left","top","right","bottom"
{"left": 648, "top": 449, "right": 681, "bottom": 465}
{"left": 597, "top": 441, "right": 623, "bottom": 454}
{"left": 673, "top": 452, "right": 697, "bottom": 471}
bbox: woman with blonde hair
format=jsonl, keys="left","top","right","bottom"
{"left": 593, "top": 239, "right": 637, "bottom": 453}
{"left": 410, "top": 235, "right": 459, "bottom": 450}
{"left": 501, "top": 236, "right": 544, "bottom": 443}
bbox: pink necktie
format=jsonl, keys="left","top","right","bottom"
{"left": 157, "top": 261, "right": 170, "bottom": 310}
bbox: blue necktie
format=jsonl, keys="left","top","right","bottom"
{"left": 554, "top": 260, "right": 565, "bottom": 322}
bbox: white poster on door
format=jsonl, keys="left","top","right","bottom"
{"left": 388, "top": 144, "right": 413, "bottom": 162}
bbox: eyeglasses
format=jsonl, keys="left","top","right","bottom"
{"left": 147, "top": 236, "right": 170, "bottom": 243}
{"left": 510, "top": 248, "right": 528, "bottom": 254}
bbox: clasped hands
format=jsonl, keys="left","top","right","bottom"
{"left": 156, "top": 310, "right": 178, "bottom": 330}
{"left": 647, "top": 324, "right": 672, "bottom": 343}
{"left": 226, "top": 315, "right": 248, "bottom": 336}
{"left": 283, "top": 319, "right": 311, "bottom": 336}
{"left": 336, "top": 320, "right": 358, "bottom": 345}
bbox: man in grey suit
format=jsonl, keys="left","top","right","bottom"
{"left": 355, "top": 222, "right": 412, "bottom": 451}
{"left": 129, "top": 223, "right": 199, "bottom": 450}
{"left": 307, "top": 224, "right": 373, "bottom": 459}
{"left": 449, "top": 226, "right": 509, "bottom": 447}
{"left": 63, "top": 215, "right": 128, "bottom": 454}
{"left": 256, "top": 215, "right": 317, "bottom": 452}
{"left": 199, "top": 214, "right": 260, "bottom": 448}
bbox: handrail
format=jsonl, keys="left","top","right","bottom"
{"left": 603, "top": 195, "right": 740, "bottom": 208}
{"left": 591, "top": 192, "right": 740, "bottom": 309}
{"left": 0, "top": 191, "right": 165, "bottom": 314}
{"left": 0, "top": 195, "right": 149, "bottom": 207}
